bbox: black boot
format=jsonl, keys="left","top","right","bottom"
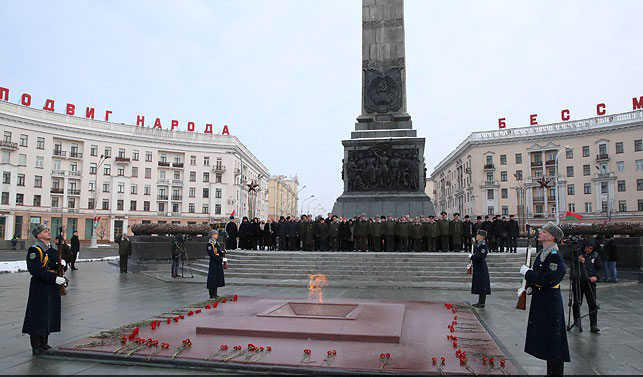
{"left": 30, "top": 335, "right": 46, "bottom": 355}
{"left": 42, "top": 335, "right": 51, "bottom": 350}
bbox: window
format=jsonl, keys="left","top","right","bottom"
{"left": 485, "top": 155, "right": 493, "bottom": 165}
{"left": 159, "top": 170, "right": 166, "bottom": 179}
{"left": 131, "top": 167, "right": 138, "bottom": 178}
{"left": 130, "top": 200, "right": 137, "bottom": 211}
{"left": 2, "top": 172, "right": 10, "bottom": 184}
{"left": 189, "top": 203, "right": 195, "bottom": 213}
{"left": 143, "top": 201, "right": 150, "bottom": 211}
{"left": 487, "top": 189, "right": 494, "bottom": 200}
{"left": 2, "top": 131, "right": 10, "bottom": 143}
{"left": 102, "top": 200, "right": 109, "bottom": 210}
{"left": 500, "top": 155, "right": 507, "bottom": 165}
{"left": 36, "top": 137, "right": 45, "bottom": 149}
{"left": 202, "top": 204, "right": 209, "bottom": 214}
{"left": 616, "top": 180, "right": 626, "bottom": 192}
{"left": 487, "top": 206, "right": 494, "bottom": 215}
{"left": 515, "top": 170, "right": 522, "bottom": 180}
{"left": 190, "top": 171, "right": 196, "bottom": 182}
{"left": 69, "top": 162, "right": 77, "bottom": 172}
{"left": 500, "top": 171, "right": 507, "bottom": 182}
{"left": 501, "top": 188, "right": 508, "bottom": 198}
{"left": 636, "top": 159, "right": 643, "bottom": 172}
{"left": 51, "top": 196, "right": 59, "bottom": 208}
{"left": 566, "top": 149, "right": 573, "bottom": 159}
{"left": 117, "top": 166, "right": 125, "bottom": 176}
{"left": 160, "top": 154, "right": 167, "bottom": 163}
{"left": 615, "top": 142, "right": 624, "bottom": 154}
{"left": 584, "top": 183, "right": 591, "bottom": 194}
{"left": 144, "top": 185, "right": 151, "bottom": 195}
{"left": 635, "top": 139, "right": 642, "bottom": 152}
{"left": 53, "top": 159, "right": 61, "bottom": 170}
{"left": 33, "top": 195, "right": 41, "bottom": 207}
{"left": 601, "top": 181, "right": 608, "bottom": 194}
{"left": 568, "top": 203, "right": 575, "bottom": 212}
{"left": 582, "top": 146, "right": 589, "bottom": 157}
{"left": 90, "top": 163, "right": 97, "bottom": 174}
{"left": 216, "top": 173, "right": 222, "bottom": 183}
{"left": 203, "top": 156, "right": 210, "bottom": 166}
{"left": 618, "top": 200, "right": 627, "bottom": 212}
{"left": 189, "top": 187, "right": 196, "bottom": 198}
{"left": 583, "top": 165, "right": 590, "bottom": 176}
{"left": 486, "top": 172, "right": 493, "bottom": 182}
{"left": 16, "top": 193, "right": 23, "bottom": 205}
{"left": 598, "top": 143, "right": 608, "bottom": 156}
{"left": 19, "top": 134, "right": 28, "bottom": 147}
{"left": 34, "top": 175, "right": 42, "bottom": 188}
{"left": 585, "top": 202, "right": 592, "bottom": 212}
{"left": 174, "top": 156, "right": 181, "bottom": 164}
{"left": 637, "top": 179, "right": 643, "bottom": 191}
{"left": 515, "top": 153, "right": 522, "bottom": 164}
{"left": 190, "top": 155, "right": 196, "bottom": 166}
{"left": 602, "top": 201, "right": 608, "bottom": 213}
{"left": 215, "top": 188, "right": 222, "bottom": 198}
{"left": 117, "top": 200, "right": 124, "bottom": 211}
{"left": 567, "top": 184, "right": 575, "bottom": 195}
{"left": 203, "top": 172, "right": 209, "bottom": 182}
{"left": 88, "top": 181, "right": 96, "bottom": 192}
{"left": 616, "top": 161, "right": 624, "bottom": 172}
{"left": 639, "top": 200, "right": 643, "bottom": 211}
{"left": 117, "top": 182, "right": 125, "bottom": 193}
{"left": 104, "top": 147, "right": 111, "bottom": 158}
{"left": 17, "top": 153, "right": 26, "bottom": 166}
{"left": 145, "top": 168, "right": 151, "bottom": 179}
{"left": 103, "top": 182, "right": 110, "bottom": 192}
{"left": 118, "top": 148, "right": 126, "bottom": 158}
{"left": 173, "top": 171, "right": 180, "bottom": 180}
{"left": 131, "top": 184, "right": 138, "bottom": 194}
{"left": 215, "top": 204, "right": 221, "bottom": 215}
{"left": 103, "top": 164, "right": 111, "bottom": 175}
{"left": 145, "top": 152, "right": 152, "bottom": 162}
{"left": 203, "top": 188, "right": 209, "bottom": 198}
{"left": 172, "top": 203, "right": 180, "bottom": 213}
{"left": 132, "top": 150, "right": 139, "bottom": 161}
{"left": 17, "top": 173, "right": 25, "bottom": 186}
{"left": 35, "top": 156, "right": 44, "bottom": 168}
{"left": 90, "top": 145, "right": 98, "bottom": 156}
{"left": 501, "top": 205, "right": 508, "bottom": 215}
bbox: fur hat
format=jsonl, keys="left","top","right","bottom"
{"left": 32, "top": 224, "right": 48, "bottom": 238}
{"left": 542, "top": 222, "right": 564, "bottom": 242}
{"left": 477, "top": 229, "right": 487, "bottom": 238}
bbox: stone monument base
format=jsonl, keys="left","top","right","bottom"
{"left": 332, "top": 191, "right": 435, "bottom": 218}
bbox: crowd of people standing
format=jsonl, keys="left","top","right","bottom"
{"left": 221, "top": 212, "right": 521, "bottom": 253}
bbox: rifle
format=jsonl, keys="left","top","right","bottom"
{"left": 516, "top": 225, "right": 534, "bottom": 310}
{"left": 57, "top": 237, "right": 67, "bottom": 296}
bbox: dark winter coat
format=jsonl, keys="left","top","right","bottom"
{"left": 604, "top": 238, "right": 618, "bottom": 262}
{"left": 115, "top": 235, "right": 132, "bottom": 256}
{"left": 470, "top": 240, "right": 491, "bottom": 295}
{"left": 70, "top": 235, "right": 80, "bottom": 263}
{"left": 22, "top": 241, "right": 62, "bottom": 336}
{"left": 206, "top": 240, "right": 225, "bottom": 289}
{"left": 524, "top": 244, "right": 570, "bottom": 362}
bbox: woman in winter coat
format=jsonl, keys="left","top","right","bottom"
{"left": 470, "top": 229, "right": 491, "bottom": 308}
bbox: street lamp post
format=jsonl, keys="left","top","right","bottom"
{"left": 90, "top": 155, "right": 110, "bottom": 248}
{"left": 307, "top": 198, "right": 318, "bottom": 215}
{"left": 512, "top": 174, "right": 528, "bottom": 232}
{"left": 555, "top": 145, "right": 572, "bottom": 225}
{"left": 300, "top": 195, "right": 314, "bottom": 216}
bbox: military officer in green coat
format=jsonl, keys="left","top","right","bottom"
{"left": 437, "top": 212, "right": 451, "bottom": 252}
{"left": 410, "top": 217, "right": 424, "bottom": 252}
{"left": 384, "top": 216, "right": 397, "bottom": 252}
{"left": 370, "top": 216, "right": 384, "bottom": 252}
{"left": 425, "top": 215, "right": 439, "bottom": 252}
{"left": 396, "top": 216, "right": 410, "bottom": 252}
{"left": 449, "top": 213, "right": 464, "bottom": 252}
{"left": 328, "top": 216, "right": 340, "bottom": 251}
{"left": 353, "top": 214, "right": 369, "bottom": 252}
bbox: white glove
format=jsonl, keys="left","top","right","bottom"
{"left": 222, "top": 258, "right": 228, "bottom": 262}
{"left": 60, "top": 260, "right": 66, "bottom": 267}
{"left": 517, "top": 287, "right": 525, "bottom": 298}
{"left": 520, "top": 265, "right": 531, "bottom": 276}
{"left": 468, "top": 253, "right": 473, "bottom": 259}
{"left": 55, "top": 276, "right": 66, "bottom": 285}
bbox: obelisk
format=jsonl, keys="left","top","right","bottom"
{"left": 332, "top": 0, "right": 435, "bottom": 218}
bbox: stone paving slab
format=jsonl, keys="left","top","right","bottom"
{"left": 0, "top": 261, "right": 641, "bottom": 375}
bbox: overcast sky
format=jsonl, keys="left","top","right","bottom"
{"left": 2, "top": 0, "right": 642, "bottom": 214}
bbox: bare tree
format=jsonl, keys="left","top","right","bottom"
{"left": 96, "top": 220, "right": 108, "bottom": 240}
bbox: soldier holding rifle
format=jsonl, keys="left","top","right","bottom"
{"left": 518, "top": 222, "right": 570, "bottom": 375}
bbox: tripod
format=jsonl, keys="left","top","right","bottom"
{"left": 566, "top": 245, "right": 599, "bottom": 332}
{"left": 178, "top": 242, "right": 194, "bottom": 279}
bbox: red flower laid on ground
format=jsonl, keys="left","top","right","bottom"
{"left": 120, "top": 336, "right": 127, "bottom": 344}
{"left": 432, "top": 357, "right": 437, "bottom": 365}
{"left": 483, "top": 356, "right": 488, "bottom": 364}
{"left": 173, "top": 316, "right": 179, "bottom": 322}
{"left": 187, "top": 311, "right": 194, "bottom": 316}
{"left": 167, "top": 318, "right": 171, "bottom": 324}
{"left": 441, "top": 357, "right": 446, "bottom": 364}
{"left": 266, "top": 346, "right": 272, "bottom": 352}
{"left": 205, "top": 304, "right": 211, "bottom": 309}
{"left": 500, "top": 360, "right": 506, "bottom": 367}
{"left": 233, "top": 295, "right": 238, "bottom": 301}
{"left": 213, "top": 302, "right": 218, "bottom": 308}
{"left": 195, "top": 309, "right": 201, "bottom": 314}
{"left": 222, "top": 298, "right": 227, "bottom": 303}
{"left": 489, "top": 357, "right": 495, "bottom": 365}
{"left": 179, "top": 315, "right": 185, "bottom": 319}
{"left": 380, "top": 353, "right": 386, "bottom": 359}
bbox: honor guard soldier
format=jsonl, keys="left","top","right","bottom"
{"left": 206, "top": 230, "right": 226, "bottom": 299}
{"left": 437, "top": 212, "right": 450, "bottom": 252}
{"left": 519, "top": 222, "right": 570, "bottom": 375}
{"left": 22, "top": 225, "right": 68, "bottom": 355}
{"left": 449, "top": 213, "right": 463, "bottom": 252}
{"left": 470, "top": 230, "right": 491, "bottom": 307}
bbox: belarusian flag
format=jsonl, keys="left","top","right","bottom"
{"left": 564, "top": 211, "right": 583, "bottom": 221}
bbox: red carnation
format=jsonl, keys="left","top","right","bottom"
{"left": 195, "top": 309, "right": 201, "bottom": 314}
{"left": 266, "top": 346, "right": 272, "bottom": 352}
{"left": 205, "top": 304, "right": 211, "bottom": 309}
{"left": 453, "top": 341, "right": 457, "bottom": 348}
{"left": 167, "top": 318, "right": 171, "bottom": 324}
{"left": 441, "top": 356, "right": 446, "bottom": 364}
{"left": 500, "top": 360, "right": 506, "bottom": 368}
{"left": 233, "top": 295, "right": 238, "bottom": 301}
{"left": 222, "top": 298, "right": 227, "bottom": 303}
{"left": 213, "top": 302, "right": 218, "bottom": 308}
{"left": 179, "top": 315, "right": 185, "bottom": 319}
{"left": 380, "top": 353, "right": 386, "bottom": 359}
{"left": 259, "top": 347, "right": 264, "bottom": 352}
{"left": 483, "top": 356, "right": 488, "bottom": 364}
{"left": 332, "top": 350, "right": 336, "bottom": 355}
{"left": 489, "top": 357, "right": 495, "bottom": 365}
{"left": 432, "top": 357, "right": 437, "bottom": 365}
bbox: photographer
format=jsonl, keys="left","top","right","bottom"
{"left": 170, "top": 235, "right": 183, "bottom": 279}
{"left": 569, "top": 238, "right": 602, "bottom": 333}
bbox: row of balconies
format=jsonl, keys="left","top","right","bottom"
{"left": 50, "top": 188, "right": 81, "bottom": 196}
{"left": 157, "top": 195, "right": 183, "bottom": 201}
{"left": 52, "top": 169, "right": 83, "bottom": 177}
{"left": 53, "top": 149, "right": 83, "bottom": 159}
{"left": 157, "top": 161, "right": 184, "bottom": 168}
{"left": 0, "top": 140, "right": 18, "bottom": 150}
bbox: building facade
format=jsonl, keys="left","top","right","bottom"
{"left": 430, "top": 110, "right": 643, "bottom": 228}
{"left": 0, "top": 101, "right": 269, "bottom": 241}
{"left": 267, "top": 175, "right": 299, "bottom": 220}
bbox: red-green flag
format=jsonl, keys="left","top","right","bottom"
{"left": 564, "top": 211, "right": 583, "bottom": 222}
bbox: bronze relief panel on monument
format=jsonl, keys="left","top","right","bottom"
{"left": 343, "top": 142, "right": 420, "bottom": 192}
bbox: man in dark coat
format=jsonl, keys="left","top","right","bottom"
{"left": 463, "top": 215, "right": 474, "bottom": 253}
{"left": 206, "top": 230, "right": 225, "bottom": 298}
{"left": 287, "top": 218, "right": 299, "bottom": 251}
{"left": 507, "top": 215, "right": 519, "bottom": 253}
{"left": 603, "top": 235, "right": 618, "bottom": 282}
{"left": 328, "top": 216, "right": 340, "bottom": 251}
{"left": 115, "top": 233, "right": 132, "bottom": 273}
{"left": 499, "top": 216, "right": 509, "bottom": 253}
{"left": 449, "top": 213, "right": 463, "bottom": 252}
{"left": 238, "top": 217, "right": 252, "bottom": 250}
{"left": 370, "top": 216, "right": 384, "bottom": 252}
{"left": 339, "top": 218, "right": 352, "bottom": 251}
{"left": 353, "top": 214, "right": 369, "bottom": 252}
{"left": 171, "top": 235, "right": 183, "bottom": 278}
{"left": 225, "top": 217, "right": 238, "bottom": 250}
{"left": 568, "top": 238, "right": 602, "bottom": 333}
{"left": 410, "top": 217, "right": 424, "bottom": 252}
{"left": 316, "top": 218, "right": 329, "bottom": 251}
{"left": 425, "top": 215, "right": 439, "bottom": 252}
{"left": 277, "top": 216, "right": 288, "bottom": 251}
{"left": 437, "top": 212, "right": 450, "bottom": 252}
{"left": 491, "top": 215, "right": 502, "bottom": 252}
{"left": 70, "top": 231, "right": 80, "bottom": 270}
{"left": 396, "top": 217, "right": 410, "bottom": 252}
{"left": 473, "top": 216, "right": 483, "bottom": 235}
{"left": 519, "top": 222, "right": 570, "bottom": 375}
{"left": 22, "top": 224, "right": 67, "bottom": 355}
{"left": 384, "top": 216, "right": 397, "bottom": 252}
{"left": 470, "top": 230, "right": 491, "bottom": 307}
{"left": 480, "top": 216, "right": 494, "bottom": 251}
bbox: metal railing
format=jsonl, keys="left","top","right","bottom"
{"left": 157, "top": 195, "right": 168, "bottom": 200}
{"left": 67, "top": 189, "right": 81, "bottom": 196}
{"left": 50, "top": 188, "right": 64, "bottom": 194}
{"left": 158, "top": 161, "right": 170, "bottom": 167}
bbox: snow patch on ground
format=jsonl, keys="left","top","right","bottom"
{"left": 0, "top": 256, "right": 119, "bottom": 274}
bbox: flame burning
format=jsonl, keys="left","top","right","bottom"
{"left": 308, "top": 274, "right": 328, "bottom": 303}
